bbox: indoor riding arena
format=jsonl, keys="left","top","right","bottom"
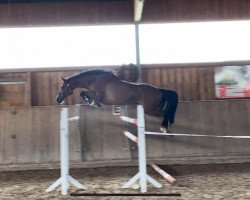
{"left": 1, "top": 0, "right": 250, "bottom": 199}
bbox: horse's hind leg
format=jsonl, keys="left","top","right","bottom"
{"left": 160, "top": 118, "right": 169, "bottom": 133}
{"left": 161, "top": 116, "right": 173, "bottom": 134}
{"left": 80, "top": 91, "right": 101, "bottom": 107}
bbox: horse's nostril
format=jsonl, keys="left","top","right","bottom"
{"left": 56, "top": 95, "right": 62, "bottom": 103}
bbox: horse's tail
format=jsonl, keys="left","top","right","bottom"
{"left": 158, "top": 89, "right": 178, "bottom": 125}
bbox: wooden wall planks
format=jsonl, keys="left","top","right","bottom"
{"left": 1, "top": 100, "right": 250, "bottom": 168}
{"left": 0, "top": 83, "right": 26, "bottom": 107}
{"left": 0, "top": 65, "right": 217, "bottom": 107}
{"left": 0, "top": 106, "right": 81, "bottom": 165}
{"left": 0, "top": 72, "right": 31, "bottom": 107}
{"left": 142, "top": 66, "right": 216, "bottom": 101}
{"left": 6, "top": 63, "right": 250, "bottom": 107}
{"left": 0, "top": 1, "right": 133, "bottom": 27}
{"left": 143, "top": 0, "right": 250, "bottom": 23}
{"left": 1, "top": 0, "right": 250, "bottom": 27}
{"left": 31, "top": 70, "right": 78, "bottom": 106}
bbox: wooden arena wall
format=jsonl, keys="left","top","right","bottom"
{"left": 0, "top": 65, "right": 217, "bottom": 107}
{"left": 142, "top": 0, "right": 250, "bottom": 23}
{"left": 1, "top": 0, "right": 250, "bottom": 27}
{"left": 1, "top": 0, "right": 250, "bottom": 106}
{"left": 142, "top": 65, "right": 216, "bottom": 101}
{"left": 1, "top": 0, "right": 250, "bottom": 169}
{"left": 0, "top": 100, "right": 250, "bottom": 170}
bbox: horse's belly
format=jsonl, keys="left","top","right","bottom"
{"left": 102, "top": 84, "right": 139, "bottom": 105}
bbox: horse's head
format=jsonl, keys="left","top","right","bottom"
{"left": 56, "top": 77, "right": 74, "bottom": 104}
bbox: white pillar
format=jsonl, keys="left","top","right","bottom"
{"left": 135, "top": 22, "right": 142, "bottom": 83}
{"left": 60, "top": 108, "right": 69, "bottom": 195}
{"left": 137, "top": 105, "right": 147, "bottom": 193}
{"left": 122, "top": 105, "right": 162, "bottom": 192}
{"left": 46, "top": 107, "right": 87, "bottom": 195}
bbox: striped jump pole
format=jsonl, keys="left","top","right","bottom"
{"left": 46, "top": 107, "right": 87, "bottom": 195}
{"left": 150, "top": 163, "right": 176, "bottom": 184}
{"left": 123, "top": 131, "right": 139, "bottom": 143}
{"left": 120, "top": 116, "right": 138, "bottom": 125}
{"left": 122, "top": 131, "right": 175, "bottom": 184}
{"left": 121, "top": 105, "right": 250, "bottom": 191}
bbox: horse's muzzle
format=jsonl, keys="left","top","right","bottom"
{"left": 56, "top": 94, "right": 63, "bottom": 104}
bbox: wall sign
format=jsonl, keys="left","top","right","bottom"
{"left": 215, "top": 66, "right": 250, "bottom": 99}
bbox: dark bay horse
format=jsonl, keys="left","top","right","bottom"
{"left": 56, "top": 69, "right": 178, "bottom": 132}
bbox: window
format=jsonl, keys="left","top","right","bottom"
{"left": 1, "top": 20, "right": 250, "bottom": 69}
{"left": 0, "top": 25, "right": 135, "bottom": 69}
{"left": 140, "top": 20, "right": 250, "bottom": 64}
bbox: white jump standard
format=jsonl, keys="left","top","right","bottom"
{"left": 122, "top": 130, "right": 176, "bottom": 184}
{"left": 121, "top": 104, "right": 250, "bottom": 193}
{"left": 46, "top": 108, "right": 86, "bottom": 195}
{"left": 121, "top": 105, "right": 163, "bottom": 193}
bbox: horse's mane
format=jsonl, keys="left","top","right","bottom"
{"left": 68, "top": 69, "right": 111, "bottom": 81}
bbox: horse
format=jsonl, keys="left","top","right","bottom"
{"left": 56, "top": 69, "right": 178, "bottom": 133}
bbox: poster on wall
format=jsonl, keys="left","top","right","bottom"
{"left": 215, "top": 65, "right": 250, "bottom": 99}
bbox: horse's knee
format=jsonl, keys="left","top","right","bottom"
{"left": 80, "top": 92, "right": 90, "bottom": 102}
{"left": 80, "top": 91, "right": 85, "bottom": 98}
{"left": 80, "top": 91, "right": 101, "bottom": 107}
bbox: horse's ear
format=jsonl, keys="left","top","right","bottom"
{"left": 61, "top": 77, "right": 66, "bottom": 82}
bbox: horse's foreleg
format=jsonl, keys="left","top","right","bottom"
{"left": 80, "top": 91, "right": 101, "bottom": 107}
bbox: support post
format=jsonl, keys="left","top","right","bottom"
{"left": 61, "top": 107, "right": 69, "bottom": 194}
{"left": 122, "top": 105, "right": 162, "bottom": 193}
{"left": 137, "top": 105, "right": 147, "bottom": 192}
{"left": 46, "top": 107, "right": 87, "bottom": 195}
{"left": 135, "top": 22, "right": 142, "bottom": 83}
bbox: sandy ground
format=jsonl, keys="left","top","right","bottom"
{"left": 1, "top": 163, "right": 250, "bottom": 200}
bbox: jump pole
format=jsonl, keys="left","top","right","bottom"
{"left": 122, "top": 105, "right": 162, "bottom": 193}
{"left": 122, "top": 105, "right": 250, "bottom": 191}
{"left": 122, "top": 131, "right": 176, "bottom": 184}
{"left": 46, "top": 107, "right": 87, "bottom": 195}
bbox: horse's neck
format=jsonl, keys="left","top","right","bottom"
{"left": 70, "top": 76, "right": 95, "bottom": 90}
{"left": 71, "top": 72, "right": 118, "bottom": 90}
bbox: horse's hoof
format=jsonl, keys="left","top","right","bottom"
{"left": 95, "top": 102, "right": 101, "bottom": 107}
{"left": 160, "top": 127, "right": 174, "bottom": 137}
{"left": 90, "top": 101, "right": 101, "bottom": 108}
{"left": 160, "top": 127, "right": 167, "bottom": 133}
